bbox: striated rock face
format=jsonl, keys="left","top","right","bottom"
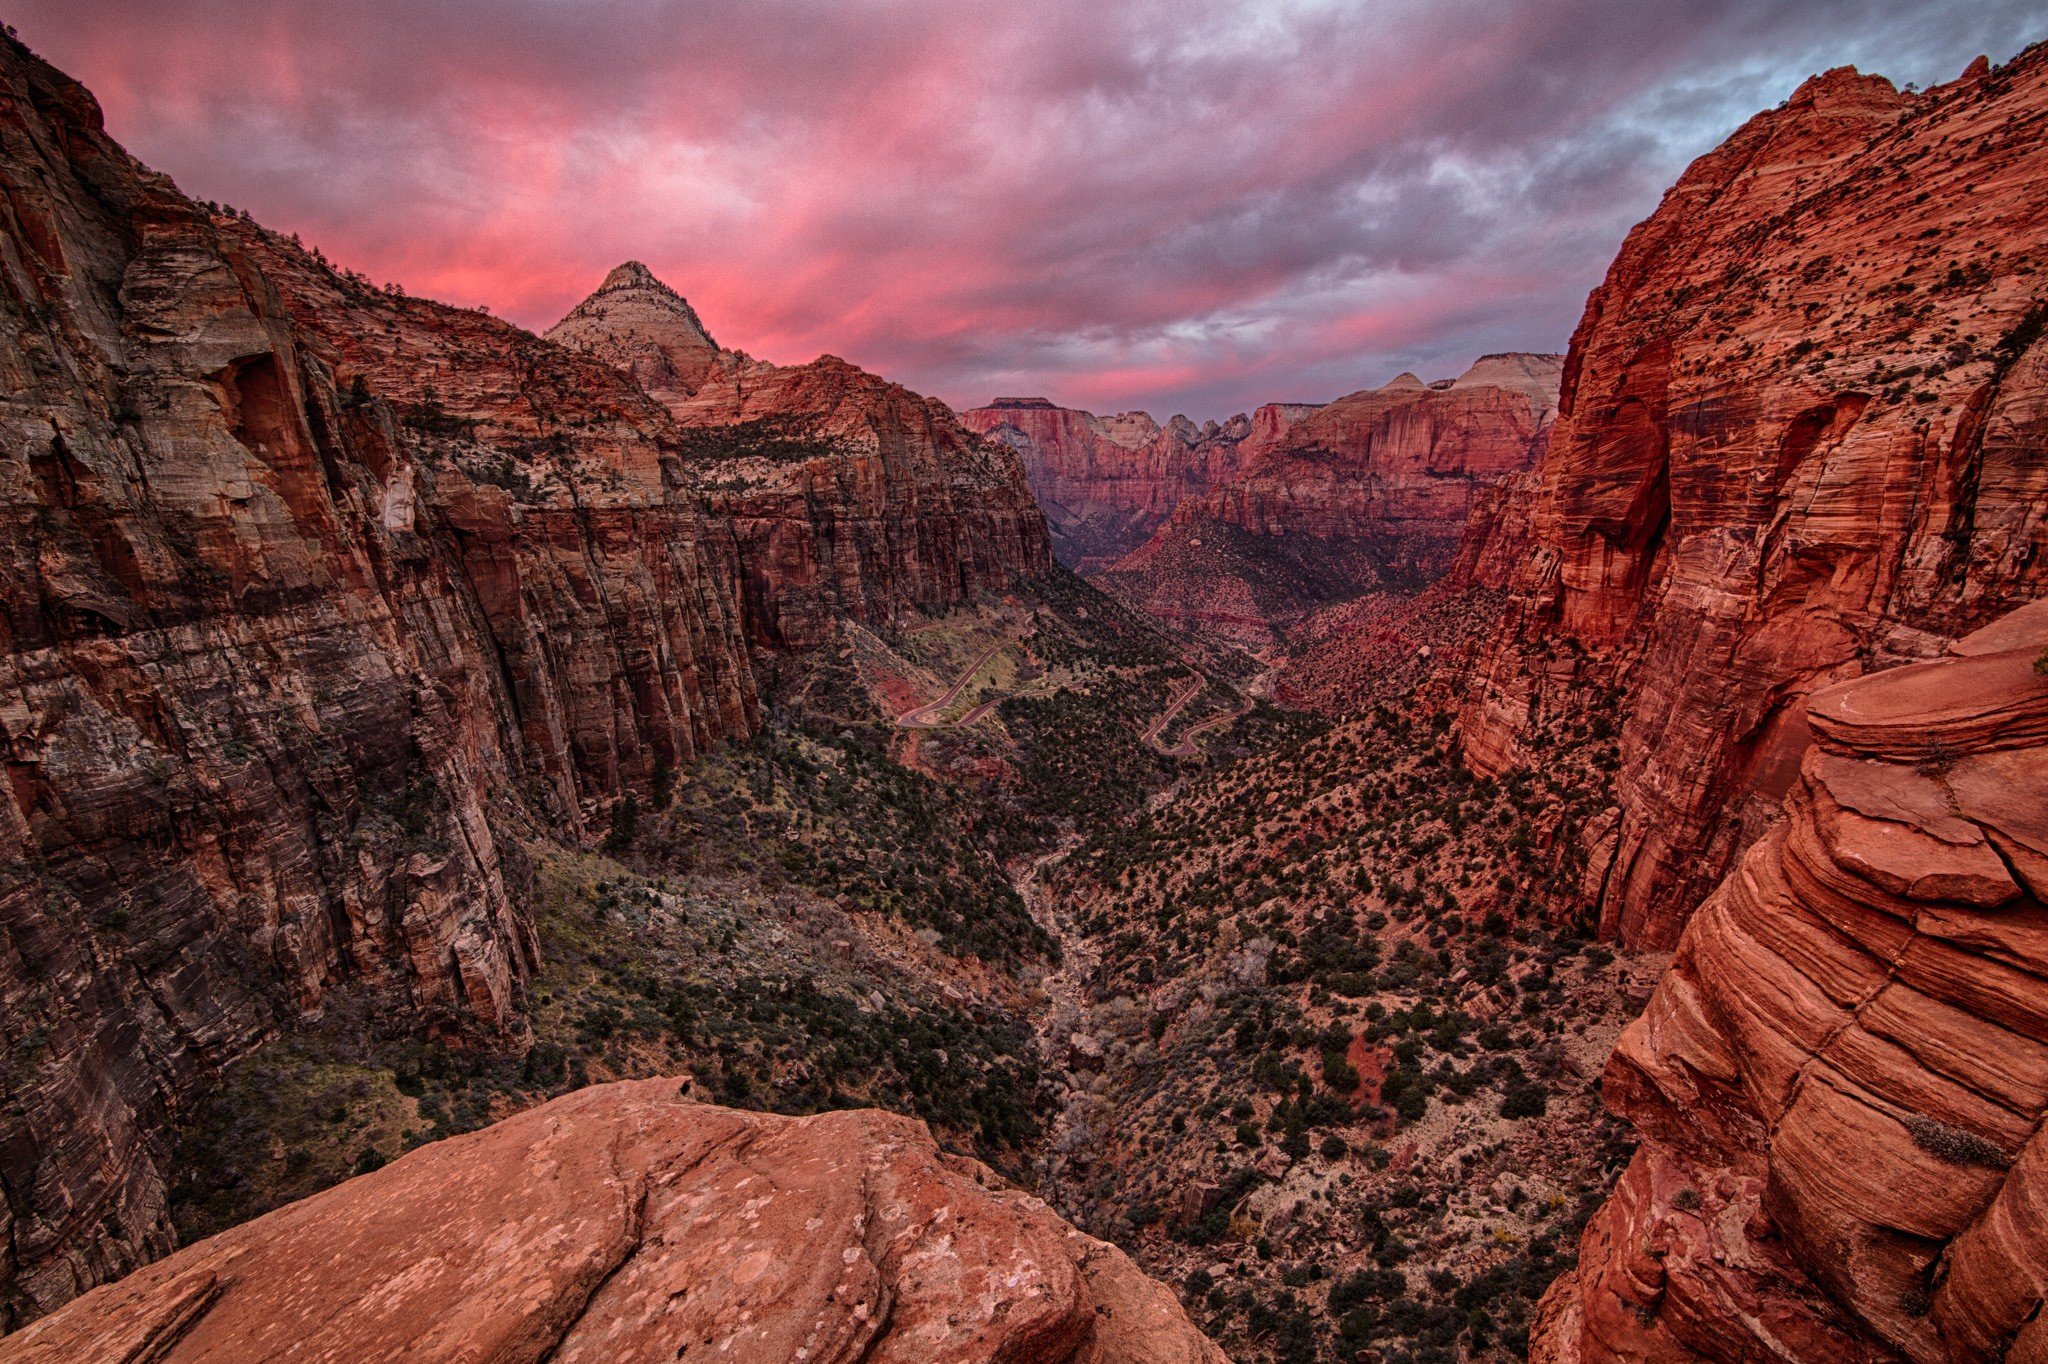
{"left": 669, "top": 357, "right": 1054, "bottom": 648}
{"left": 1099, "top": 355, "right": 1560, "bottom": 644}
{"left": 552, "top": 282, "right": 1054, "bottom": 649}
{"left": 1, "top": 1079, "right": 1226, "bottom": 1363}
{"left": 1533, "top": 599, "right": 2048, "bottom": 1362}
{"left": 961, "top": 396, "right": 1316, "bottom": 570}
{"left": 0, "top": 37, "right": 759, "bottom": 1323}
{"left": 1459, "top": 50, "right": 2048, "bottom": 948}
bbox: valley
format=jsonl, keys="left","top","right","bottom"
{"left": 0, "top": 20, "right": 2045, "bottom": 1364}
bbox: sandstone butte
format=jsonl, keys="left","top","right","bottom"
{"left": 0, "top": 1079, "right": 1224, "bottom": 1364}
{"left": 1095, "top": 354, "right": 1562, "bottom": 645}
{"left": 1532, "top": 596, "right": 2048, "bottom": 1362}
{"left": 960, "top": 396, "right": 1318, "bottom": 571}
{"left": 1455, "top": 49, "right": 2048, "bottom": 949}
{"left": 0, "top": 31, "right": 1045, "bottom": 1324}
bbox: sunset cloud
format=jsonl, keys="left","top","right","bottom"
{"left": 16, "top": 0, "right": 2042, "bottom": 417}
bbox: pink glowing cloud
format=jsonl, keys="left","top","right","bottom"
{"left": 16, "top": 1, "right": 2041, "bottom": 418}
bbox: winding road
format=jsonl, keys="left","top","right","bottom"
{"left": 895, "top": 637, "right": 1015, "bottom": 729}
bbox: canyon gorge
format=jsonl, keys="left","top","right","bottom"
{"left": 0, "top": 20, "right": 2045, "bottom": 1364}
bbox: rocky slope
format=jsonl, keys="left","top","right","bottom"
{"left": 1099, "top": 355, "right": 1561, "bottom": 646}
{"left": 962, "top": 397, "right": 1316, "bottom": 570}
{"left": 1457, "top": 49, "right": 2048, "bottom": 948}
{"left": 549, "top": 271, "right": 1054, "bottom": 647}
{"left": 1533, "top": 598, "right": 2048, "bottom": 1362}
{"left": 2, "top": 1078, "right": 1225, "bottom": 1363}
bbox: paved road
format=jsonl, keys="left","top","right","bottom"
{"left": 895, "top": 637, "right": 1015, "bottom": 729}
{"left": 1141, "top": 675, "right": 1206, "bottom": 750}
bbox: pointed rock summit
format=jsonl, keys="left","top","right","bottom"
{"left": 546, "top": 260, "right": 725, "bottom": 403}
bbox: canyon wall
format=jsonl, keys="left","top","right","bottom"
{"left": 3, "top": 1080, "right": 1225, "bottom": 1364}
{"left": 1534, "top": 599, "right": 2048, "bottom": 1362}
{"left": 1458, "top": 50, "right": 2048, "bottom": 948}
{"left": 0, "top": 36, "right": 772, "bottom": 1323}
{"left": 961, "top": 396, "right": 1315, "bottom": 570}
{"left": 551, "top": 273, "right": 1054, "bottom": 647}
{"left": 0, "top": 33, "right": 1058, "bottom": 1324}
{"left": 1097, "top": 355, "right": 1560, "bottom": 644}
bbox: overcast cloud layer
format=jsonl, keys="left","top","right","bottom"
{"left": 13, "top": 1, "right": 2044, "bottom": 418}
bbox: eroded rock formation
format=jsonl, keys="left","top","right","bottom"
{"left": 1458, "top": 49, "right": 2048, "bottom": 947}
{"left": 1, "top": 1078, "right": 1225, "bottom": 1363}
{"left": 0, "top": 35, "right": 778, "bottom": 1323}
{"left": 1099, "top": 355, "right": 1561, "bottom": 645}
{"left": 1533, "top": 598, "right": 2048, "bottom": 1362}
{"left": 550, "top": 273, "right": 1054, "bottom": 647}
{"left": 961, "top": 396, "right": 1316, "bottom": 570}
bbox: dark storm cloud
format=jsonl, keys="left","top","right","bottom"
{"left": 12, "top": 0, "right": 2042, "bottom": 418}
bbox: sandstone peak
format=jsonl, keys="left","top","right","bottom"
{"left": 1383, "top": 371, "right": 1426, "bottom": 391}
{"left": 546, "top": 261, "right": 722, "bottom": 400}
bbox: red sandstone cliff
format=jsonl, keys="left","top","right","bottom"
{"left": 0, "top": 37, "right": 771, "bottom": 1322}
{"left": 1, "top": 1079, "right": 1226, "bottom": 1363}
{"left": 961, "top": 396, "right": 1316, "bottom": 569}
{"left": 1458, "top": 50, "right": 2048, "bottom": 948}
{"left": 1099, "top": 354, "right": 1561, "bottom": 645}
{"left": 550, "top": 272, "right": 1054, "bottom": 647}
{"left": 1533, "top": 598, "right": 2048, "bottom": 1362}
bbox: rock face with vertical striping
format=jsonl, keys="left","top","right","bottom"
{"left": 1098, "top": 356, "right": 1560, "bottom": 645}
{"left": 1455, "top": 49, "right": 2048, "bottom": 949}
{"left": 0, "top": 1080, "right": 1227, "bottom": 1364}
{"left": 959, "top": 396, "right": 1315, "bottom": 571}
{"left": 0, "top": 35, "right": 769, "bottom": 1322}
{"left": 1532, "top": 599, "right": 2048, "bottom": 1362}
{"left": 550, "top": 274, "right": 1055, "bottom": 650}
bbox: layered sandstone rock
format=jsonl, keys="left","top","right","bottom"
{"left": 1533, "top": 600, "right": 2048, "bottom": 1362}
{"left": 1459, "top": 49, "right": 2048, "bottom": 947}
{"left": 551, "top": 279, "right": 1055, "bottom": 647}
{"left": 1099, "top": 355, "right": 1560, "bottom": 644}
{"left": 0, "top": 36, "right": 756, "bottom": 1322}
{"left": 961, "top": 396, "right": 1316, "bottom": 570}
{"left": 1, "top": 1079, "right": 1225, "bottom": 1363}
{"left": 669, "top": 356, "right": 1054, "bottom": 647}
{"left": 542, "top": 260, "right": 725, "bottom": 406}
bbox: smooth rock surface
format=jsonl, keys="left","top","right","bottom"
{"left": 0, "top": 1079, "right": 1226, "bottom": 1364}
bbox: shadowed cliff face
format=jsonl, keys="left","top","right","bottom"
{"left": 0, "top": 37, "right": 771, "bottom": 1322}
{"left": 1458, "top": 49, "right": 2048, "bottom": 949}
{"left": 2, "top": 1080, "right": 1226, "bottom": 1364}
{"left": 1533, "top": 598, "right": 2048, "bottom": 1362}
{"left": 547, "top": 273, "right": 1055, "bottom": 649}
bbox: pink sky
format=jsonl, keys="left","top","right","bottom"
{"left": 15, "top": 1, "right": 2040, "bottom": 418}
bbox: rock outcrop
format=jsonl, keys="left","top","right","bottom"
{"left": 1099, "top": 355, "right": 1561, "bottom": 645}
{"left": 1, "top": 1078, "right": 1226, "bottom": 1363}
{"left": 0, "top": 37, "right": 767, "bottom": 1323}
{"left": 551, "top": 280, "right": 1055, "bottom": 648}
{"left": 1533, "top": 598, "right": 2048, "bottom": 1362}
{"left": 961, "top": 396, "right": 1316, "bottom": 570}
{"left": 1458, "top": 49, "right": 2048, "bottom": 948}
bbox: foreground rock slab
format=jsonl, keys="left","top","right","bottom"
{"left": 0, "top": 1079, "right": 1223, "bottom": 1363}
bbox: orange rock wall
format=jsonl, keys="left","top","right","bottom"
{"left": 1534, "top": 600, "right": 2048, "bottom": 1362}
{"left": 1459, "top": 51, "right": 2048, "bottom": 948}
